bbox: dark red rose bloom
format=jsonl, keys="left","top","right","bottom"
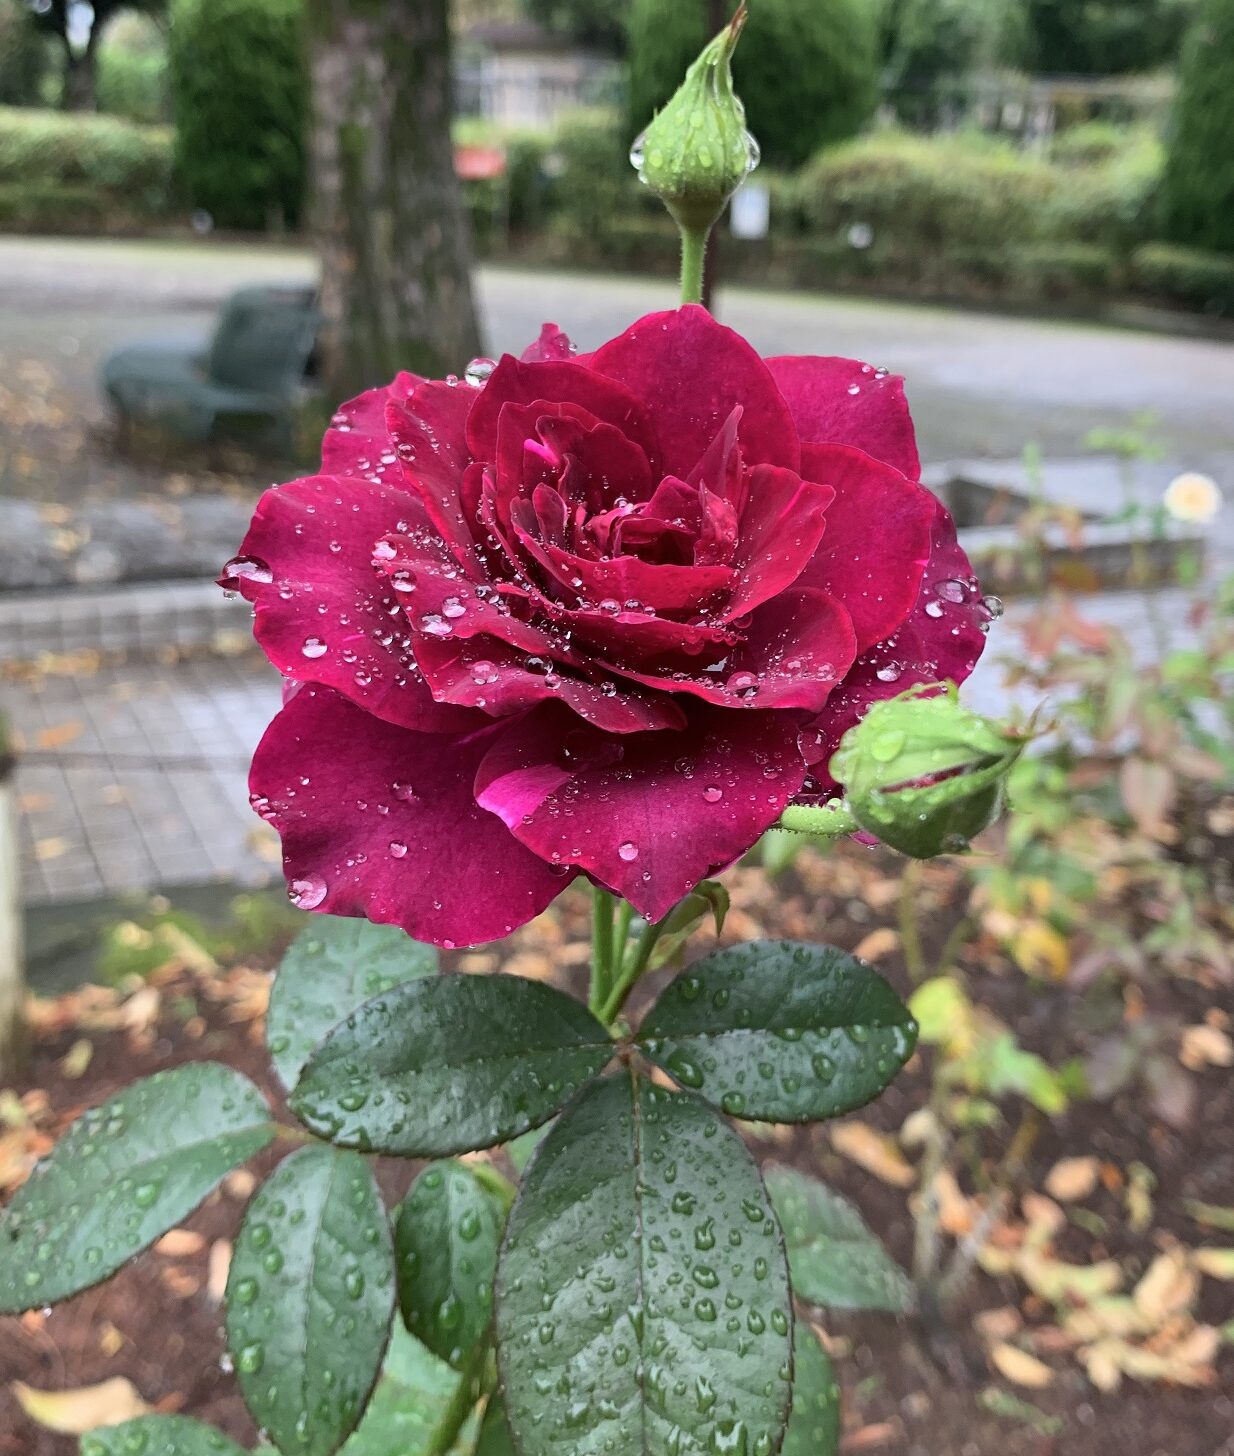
{"left": 224, "top": 307, "right": 990, "bottom": 946}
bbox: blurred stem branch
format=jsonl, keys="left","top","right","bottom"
{"left": 898, "top": 860, "right": 927, "bottom": 983}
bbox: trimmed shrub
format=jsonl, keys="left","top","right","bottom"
{"left": 1159, "top": 0, "right": 1234, "bottom": 253}
{"left": 98, "top": 44, "right": 169, "bottom": 125}
{"left": 627, "top": 0, "right": 879, "bottom": 169}
{"left": 0, "top": 106, "right": 172, "bottom": 228}
{"left": 798, "top": 129, "right": 1164, "bottom": 259}
{"left": 168, "top": 0, "right": 308, "bottom": 231}
{"left": 551, "top": 108, "right": 644, "bottom": 241}
{"left": 1043, "top": 129, "right": 1163, "bottom": 247}
{"left": 1133, "top": 242, "right": 1234, "bottom": 312}
{"left": 798, "top": 131, "right": 1062, "bottom": 255}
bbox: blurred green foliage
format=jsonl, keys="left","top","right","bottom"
{"left": 0, "top": 0, "right": 48, "bottom": 108}
{"left": 1159, "top": 0, "right": 1234, "bottom": 253}
{"left": 168, "top": 0, "right": 308, "bottom": 230}
{"left": 0, "top": 104, "right": 171, "bottom": 228}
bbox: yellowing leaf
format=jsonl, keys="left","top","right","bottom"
{"left": 829, "top": 1121, "right": 915, "bottom": 1188}
{"left": 1045, "top": 1156, "right": 1100, "bottom": 1203}
{"left": 13, "top": 1378, "right": 151, "bottom": 1433}
{"left": 908, "top": 976, "right": 975, "bottom": 1056}
{"left": 1018, "top": 1250, "right": 1123, "bottom": 1304}
{"left": 1194, "top": 1248, "right": 1234, "bottom": 1280}
{"left": 1011, "top": 921, "right": 1070, "bottom": 979}
{"left": 991, "top": 1343, "right": 1054, "bottom": 1389}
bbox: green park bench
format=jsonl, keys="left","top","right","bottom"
{"left": 102, "top": 284, "right": 320, "bottom": 452}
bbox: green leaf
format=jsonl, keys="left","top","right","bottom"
{"left": 268, "top": 917, "right": 438, "bottom": 1091}
{"left": 639, "top": 941, "right": 918, "bottom": 1123}
{"left": 0, "top": 1063, "right": 271, "bottom": 1314}
{"left": 782, "top": 1325, "right": 841, "bottom": 1456}
{"left": 495, "top": 1071, "right": 794, "bottom": 1456}
{"left": 80, "top": 1417, "right": 248, "bottom": 1456}
{"left": 766, "top": 1166, "right": 914, "bottom": 1314}
{"left": 342, "top": 1325, "right": 476, "bottom": 1456}
{"left": 226, "top": 1144, "right": 396, "bottom": 1456}
{"left": 475, "top": 1394, "right": 517, "bottom": 1456}
{"left": 291, "top": 975, "right": 612, "bottom": 1156}
{"left": 395, "top": 1161, "right": 503, "bottom": 1369}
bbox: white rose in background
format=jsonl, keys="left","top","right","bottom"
{"left": 1163, "top": 471, "right": 1223, "bottom": 524}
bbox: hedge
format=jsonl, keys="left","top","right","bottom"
{"left": 1132, "top": 243, "right": 1234, "bottom": 313}
{"left": 795, "top": 129, "right": 1162, "bottom": 258}
{"left": 0, "top": 107, "right": 172, "bottom": 228}
{"left": 169, "top": 0, "right": 308, "bottom": 231}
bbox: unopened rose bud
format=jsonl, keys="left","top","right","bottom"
{"left": 829, "top": 685, "right": 1026, "bottom": 858}
{"left": 631, "top": 4, "right": 758, "bottom": 234}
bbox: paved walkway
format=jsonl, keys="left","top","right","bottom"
{"left": 12, "top": 653, "right": 280, "bottom": 905}
{"left": 3, "top": 235, "right": 1234, "bottom": 464}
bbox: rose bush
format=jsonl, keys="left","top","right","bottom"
{"left": 223, "top": 305, "right": 991, "bottom": 945}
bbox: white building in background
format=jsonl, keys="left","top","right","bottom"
{"left": 456, "top": 20, "right": 621, "bottom": 132}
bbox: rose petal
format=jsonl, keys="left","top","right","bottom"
{"left": 721, "top": 465, "right": 833, "bottom": 619}
{"left": 251, "top": 686, "right": 570, "bottom": 946}
{"left": 465, "top": 355, "right": 657, "bottom": 467}
{"left": 476, "top": 701, "right": 806, "bottom": 919}
{"left": 520, "top": 323, "right": 577, "bottom": 363}
{"left": 413, "top": 634, "right": 687, "bottom": 733}
{"left": 592, "top": 305, "right": 801, "bottom": 477}
{"left": 765, "top": 355, "right": 921, "bottom": 480}
{"left": 386, "top": 382, "right": 481, "bottom": 567}
{"left": 322, "top": 373, "right": 421, "bottom": 483}
{"left": 614, "top": 587, "right": 856, "bottom": 713}
{"left": 222, "top": 475, "right": 480, "bottom": 733}
{"left": 798, "top": 444, "right": 934, "bottom": 651}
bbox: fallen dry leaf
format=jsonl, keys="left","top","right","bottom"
{"left": 1179, "top": 1024, "right": 1234, "bottom": 1071}
{"left": 57, "top": 1038, "right": 93, "bottom": 1079}
{"left": 852, "top": 927, "right": 899, "bottom": 962}
{"left": 974, "top": 1306, "right": 1022, "bottom": 1342}
{"left": 1134, "top": 1250, "right": 1199, "bottom": 1323}
{"left": 98, "top": 1323, "right": 125, "bottom": 1358}
{"left": 1045, "top": 1155, "right": 1100, "bottom": 1203}
{"left": 991, "top": 1343, "right": 1054, "bottom": 1389}
{"left": 207, "top": 1239, "right": 232, "bottom": 1304}
{"left": 154, "top": 1229, "right": 205, "bottom": 1258}
{"left": 33, "top": 837, "right": 70, "bottom": 863}
{"left": 829, "top": 1122, "right": 915, "bottom": 1188}
{"left": 13, "top": 1378, "right": 151, "bottom": 1433}
{"left": 841, "top": 1423, "right": 899, "bottom": 1450}
{"left": 35, "top": 721, "right": 84, "bottom": 750}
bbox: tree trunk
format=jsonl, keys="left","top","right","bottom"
{"left": 60, "top": 26, "right": 99, "bottom": 112}
{"left": 0, "top": 723, "right": 25, "bottom": 1083}
{"left": 308, "top": 0, "right": 483, "bottom": 403}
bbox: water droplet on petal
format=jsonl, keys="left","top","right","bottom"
{"left": 289, "top": 875, "right": 327, "bottom": 909}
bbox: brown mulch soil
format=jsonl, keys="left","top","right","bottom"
{"left": 1, "top": 846, "right": 1231, "bottom": 1456}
